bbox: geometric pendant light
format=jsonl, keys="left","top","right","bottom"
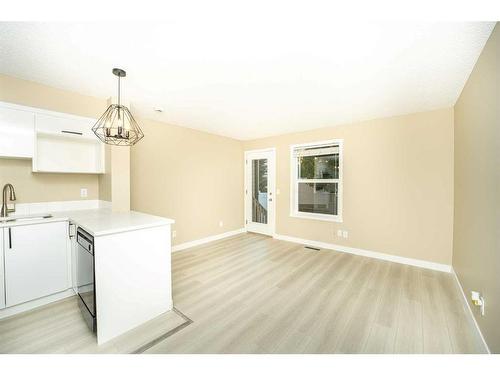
{"left": 92, "top": 68, "right": 144, "bottom": 146}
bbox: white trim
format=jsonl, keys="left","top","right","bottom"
{"left": 290, "top": 211, "right": 343, "bottom": 223}
{"left": 273, "top": 233, "right": 452, "bottom": 273}
{"left": 290, "top": 139, "right": 343, "bottom": 223}
{"left": 451, "top": 267, "right": 491, "bottom": 354}
{"left": 244, "top": 148, "right": 276, "bottom": 236}
{"left": 0, "top": 288, "right": 75, "bottom": 320}
{"left": 172, "top": 228, "right": 246, "bottom": 252}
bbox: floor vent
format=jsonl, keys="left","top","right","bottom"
{"left": 305, "top": 246, "right": 321, "bottom": 251}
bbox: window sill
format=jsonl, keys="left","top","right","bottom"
{"left": 290, "top": 212, "right": 343, "bottom": 223}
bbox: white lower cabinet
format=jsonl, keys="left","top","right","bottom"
{"left": 3, "top": 221, "right": 69, "bottom": 307}
{"left": 0, "top": 229, "right": 4, "bottom": 309}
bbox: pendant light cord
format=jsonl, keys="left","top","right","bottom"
{"left": 118, "top": 75, "right": 121, "bottom": 107}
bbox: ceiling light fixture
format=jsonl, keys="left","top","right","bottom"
{"left": 92, "top": 68, "right": 144, "bottom": 146}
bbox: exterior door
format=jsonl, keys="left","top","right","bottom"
{"left": 245, "top": 149, "right": 275, "bottom": 236}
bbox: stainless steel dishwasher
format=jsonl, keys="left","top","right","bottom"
{"left": 76, "top": 227, "right": 96, "bottom": 332}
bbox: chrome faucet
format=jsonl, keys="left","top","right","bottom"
{"left": 1, "top": 183, "right": 17, "bottom": 217}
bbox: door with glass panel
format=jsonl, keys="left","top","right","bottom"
{"left": 245, "top": 149, "right": 276, "bottom": 236}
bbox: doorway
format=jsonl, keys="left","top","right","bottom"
{"left": 244, "top": 148, "right": 276, "bottom": 236}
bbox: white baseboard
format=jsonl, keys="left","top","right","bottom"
{"left": 451, "top": 267, "right": 490, "bottom": 354}
{"left": 172, "top": 228, "right": 246, "bottom": 252}
{"left": 0, "top": 288, "right": 75, "bottom": 320}
{"left": 273, "top": 233, "right": 452, "bottom": 273}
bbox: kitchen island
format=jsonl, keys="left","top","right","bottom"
{"left": 0, "top": 208, "right": 174, "bottom": 345}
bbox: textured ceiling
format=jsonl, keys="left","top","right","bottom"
{"left": 0, "top": 21, "right": 495, "bottom": 140}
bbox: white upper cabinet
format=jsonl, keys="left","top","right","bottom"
{"left": 35, "top": 113, "right": 95, "bottom": 139}
{"left": 33, "top": 113, "right": 105, "bottom": 174}
{"left": 0, "top": 101, "right": 105, "bottom": 174}
{"left": 0, "top": 105, "right": 35, "bottom": 159}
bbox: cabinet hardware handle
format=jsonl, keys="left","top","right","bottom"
{"left": 8, "top": 227, "right": 12, "bottom": 249}
{"left": 61, "top": 130, "right": 83, "bottom": 136}
{"left": 68, "top": 223, "right": 75, "bottom": 239}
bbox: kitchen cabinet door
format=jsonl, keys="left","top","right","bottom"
{"left": 70, "top": 223, "right": 78, "bottom": 292}
{"left": 4, "top": 222, "right": 69, "bottom": 307}
{"left": 0, "top": 105, "right": 35, "bottom": 158}
{"left": 0, "top": 229, "right": 4, "bottom": 309}
{"left": 35, "top": 113, "right": 95, "bottom": 139}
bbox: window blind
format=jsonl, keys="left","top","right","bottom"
{"left": 292, "top": 144, "right": 339, "bottom": 157}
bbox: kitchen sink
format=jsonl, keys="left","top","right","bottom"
{"left": 0, "top": 214, "right": 53, "bottom": 223}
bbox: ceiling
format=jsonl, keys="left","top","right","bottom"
{"left": 0, "top": 21, "right": 495, "bottom": 140}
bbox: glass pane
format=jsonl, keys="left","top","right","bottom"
{"left": 299, "top": 153, "right": 339, "bottom": 179}
{"left": 298, "top": 182, "right": 338, "bottom": 215}
{"left": 252, "top": 159, "right": 268, "bottom": 224}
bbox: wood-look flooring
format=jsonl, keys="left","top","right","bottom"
{"left": 0, "top": 297, "right": 186, "bottom": 353}
{"left": 0, "top": 233, "right": 486, "bottom": 354}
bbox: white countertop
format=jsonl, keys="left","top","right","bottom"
{"left": 0, "top": 208, "right": 174, "bottom": 237}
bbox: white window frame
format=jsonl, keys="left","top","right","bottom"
{"left": 289, "top": 139, "right": 343, "bottom": 222}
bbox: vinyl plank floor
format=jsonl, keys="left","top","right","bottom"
{"left": 0, "top": 297, "right": 186, "bottom": 354}
{"left": 0, "top": 233, "right": 487, "bottom": 354}
{"left": 161, "top": 233, "right": 486, "bottom": 354}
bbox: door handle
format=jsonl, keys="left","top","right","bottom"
{"left": 8, "top": 227, "right": 12, "bottom": 249}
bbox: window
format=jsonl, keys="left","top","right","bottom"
{"left": 290, "top": 140, "right": 343, "bottom": 222}
{"left": 252, "top": 159, "right": 268, "bottom": 224}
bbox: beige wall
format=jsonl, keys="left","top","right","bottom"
{"left": 110, "top": 146, "right": 130, "bottom": 211}
{"left": 130, "top": 118, "right": 244, "bottom": 245}
{"left": 244, "top": 108, "right": 454, "bottom": 265}
{"left": 0, "top": 158, "right": 99, "bottom": 203}
{"left": 0, "top": 74, "right": 106, "bottom": 203}
{"left": 453, "top": 24, "right": 500, "bottom": 353}
{"left": 98, "top": 145, "right": 112, "bottom": 202}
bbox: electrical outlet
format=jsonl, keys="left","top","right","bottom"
{"left": 471, "top": 291, "right": 485, "bottom": 316}
{"left": 172, "top": 230, "right": 177, "bottom": 239}
{"left": 80, "top": 188, "right": 88, "bottom": 198}
{"left": 276, "top": 188, "right": 281, "bottom": 195}
{"left": 337, "top": 229, "right": 342, "bottom": 237}
{"left": 219, "top": 221, "right": 224, "bottom": 227}
{"left": 342, "top": 230, "right": 348, "bottom": 239}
